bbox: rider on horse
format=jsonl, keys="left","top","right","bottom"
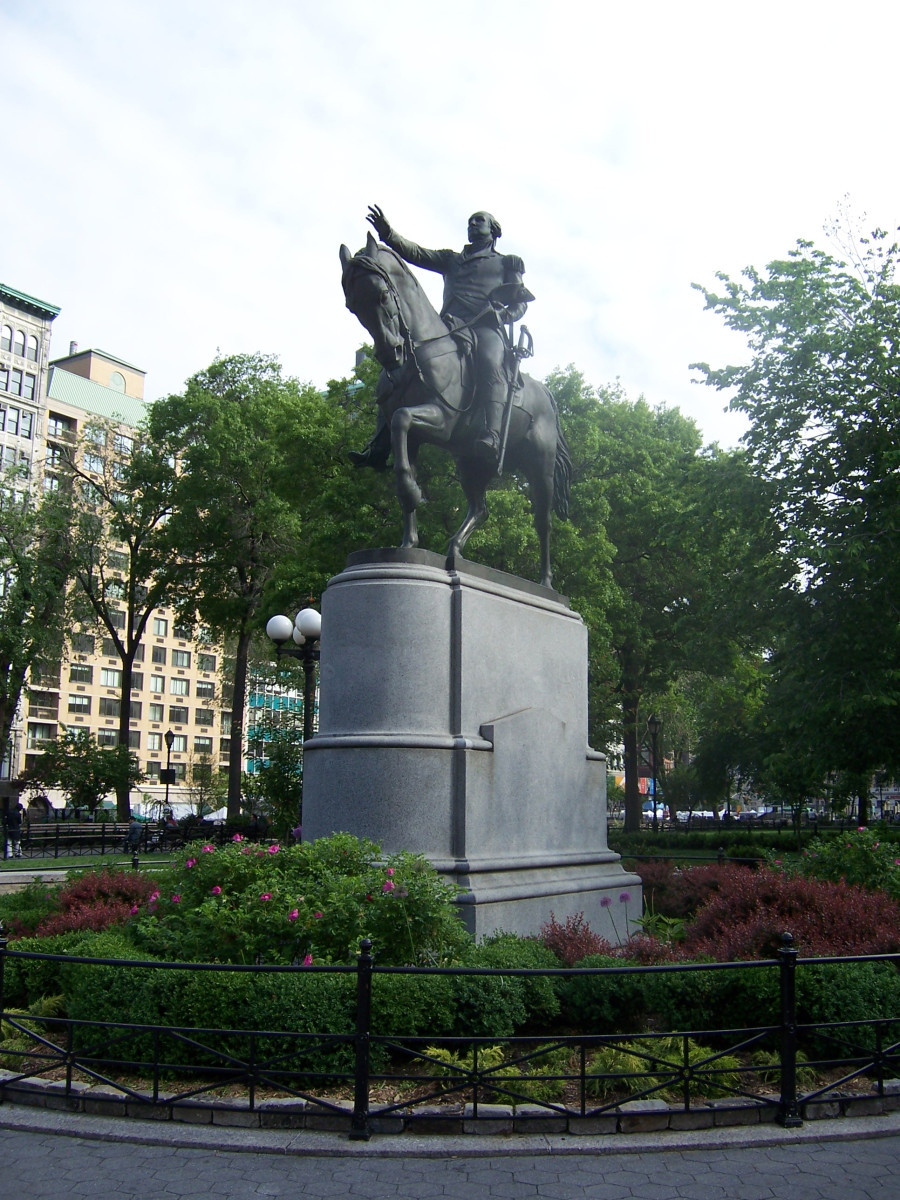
{"left": 354, "top": 206, "right": 532, "bottom": 468}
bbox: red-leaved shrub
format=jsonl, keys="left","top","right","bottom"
{"left": 639, "top": 860, "right": 753, "bottom": 920}
{"left": 684, "top": 867, "right": 900, "bottom": 959}
{"left": 539, "top": 911, "right": 608, "bottom": 965}
{"left": 32, "top": 869, "right": 159, "bottom": 938}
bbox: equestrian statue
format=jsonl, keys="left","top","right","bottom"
{"left": 340, "top": 206, "right": 571, "bottom": 589}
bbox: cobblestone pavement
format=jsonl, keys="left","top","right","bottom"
{"left": 3, "top": 1108, "right": 900, "bottom": 1199}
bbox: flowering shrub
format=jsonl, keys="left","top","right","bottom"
{"left": 770, "top": 827, "right": 900, "bottom": 899}
{"left": 131, "top": 832, "right": 470, "bottom": 965}
{"left": 683, "top": 867, "right": 900, "bottom": 959}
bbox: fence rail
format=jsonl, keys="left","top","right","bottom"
{"left": 3, "top": 935, "right": 900, "bottom": 1137}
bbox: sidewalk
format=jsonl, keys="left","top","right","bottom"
{"left": 3, "top": 1101, "right": 900, "bottom": 1198}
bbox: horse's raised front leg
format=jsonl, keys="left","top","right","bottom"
{"left": 447, "top": 457, "right": 491, "bottom": 561}
{"left": 530, "top": 466, "right": 555, "bottom": 589}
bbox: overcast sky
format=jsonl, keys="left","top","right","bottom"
{"left": 3, "top": 0, "right": 898, "bottom": 448}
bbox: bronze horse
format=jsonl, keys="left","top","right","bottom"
{"left": 340, "top": 233, "right": 570, "bottom": 588}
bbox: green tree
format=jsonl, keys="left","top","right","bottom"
{"left": 61, "top": 419, "right": 184, "bottom": 819}
{"left": 24, "top": 726, "right": 143, "bottom": 815}
{"left": 693, "top": 226, "right": 900, "bottom": 822}
{"left": 0, "top": 474, "right": 74, "bottom": 774}
{"left": 147, "top": 354, "right": 354, "bottom": 818}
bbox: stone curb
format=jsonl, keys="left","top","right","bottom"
{"left": 3, "top": 1070, "right": 899, "bottom": 1137}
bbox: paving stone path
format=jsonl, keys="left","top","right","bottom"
{"left": 2, "top": 1124, "right": 900, "bottom": 1199}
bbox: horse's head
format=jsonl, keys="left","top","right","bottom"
{"left": 340, "top": 233, "right": 406, "bottom": 372}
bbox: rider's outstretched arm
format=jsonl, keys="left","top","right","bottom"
{"left": 367, "top": 206, "right": 455, "bottom": 276}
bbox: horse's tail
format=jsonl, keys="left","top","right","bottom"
{"left": 552, "top": 403, "right": 572, "bottom": 521}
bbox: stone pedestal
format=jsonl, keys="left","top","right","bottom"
{"left": 303, "top": 549, "right": 641, "bottom": 939}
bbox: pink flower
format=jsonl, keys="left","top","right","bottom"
{"left": 314, "top": 911, "right": 323, "bottom": 919}
{"left": 171, "top": 894, "right": 181, "bottom": 904}
{"left": 288, "top": 909, "right": 299, "bottom": 921}
{"left": 303, "top": 954, "right": 313, "bottom": 966}
{"left": 858, "top": 826, "right": 867, "bottom": 832}
{"left": 382, "top": 880, "right": 395, "bottom": 893}
{"left": 232, "top": 833, "right": 244, "bottom": 843}
{"left": 149, "top": 889, "right": 160, "bottom": 902}
{"left": 211, "top": 885, "right": 222, "bottom": 895}
{"left": 202, "top": 844, "right": 215, "bottom": 853}
{"left": 259, "top": 892, "right": 272, "bottom": 901}
{"left": 267, "top": 844, "right": 280, "bottom": 854}
{"left": 185, "top": 858, "right": 197, "bottom": 869}
{"left": 386, "top": 867, "right": 394, "bottom": 876}
{"left": 130, "top": 904, "right": 140, "bottom": 915}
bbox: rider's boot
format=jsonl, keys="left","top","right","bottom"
{"left": 472, "top": 400, "right": 504, "bottom": 465}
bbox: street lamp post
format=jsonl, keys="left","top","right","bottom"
{"left": 265, "top": 606, "right": 322, "bottom": 831}
{"left": 647, "top": 714, "right": 662, "bottom": 834}
{"left": 162, "top": 728, "right": 176, "bottom": 814}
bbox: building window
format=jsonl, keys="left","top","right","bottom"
{"left": 100, "top": 667, "right": 122, "bottom": 688}
{"left": 170, "top": 677, "right": 189, "bottom": 696}
{"left": 109, "top": 610, "right": 125, "bottom": 630}
{"left": 10, "top": 370, "right": 22, "bottom": 398}
{"left": 172, "top": 649, "right": 191, "bottom": 668}
{"left": 26, "top": 335, "right": 38, "bottom": 362}
{"left": 196, "top": 681, "right": 215, "bottom": 699}
{"left": 67, "top": 695, "right": 91, "bottom": 714}
{"left": 194, "top": 736, "right": 213, "bottom": 754}
{"left": 169, "top": 705, "right": 188, "bottom": 725}
{"left": 221, "top": 713, "right": 232, "bottom": 734}
{"left": 27, "top": 722, "right": 56, "bottom": 747}
{"left": 145, "top": 761, "right": 160, "bottom": 778}
{"left": 22, "top": 375, "right": 35, "bottom": 404}
{"left": 150, "top": 674, "right": 165, "bottom": 693}
{"left": 152, "top": 646, "right": 167, "bottom": 665}
{"left": 128, "top": 731, "right": 140, "bottom": 749}
{"left": 153, "top": 617, "right": 168, "bottom": 637}
{"left": 171, "top": 734, "right": 188, "bottom": 754}
{"left": 129, "top": 700, "right": 142, "bottom": 719}
{"left": 148, "top": 732, "right": 162, "bottom": 751}
{"left": 130, "top": 673, "right": 143, "bottom": 692}
{"left": 13, "top": 330, "right": 25, "bottom": 358}
{"left": 0, "top": 368, "right": 8, "bottom": 392}
{"left": 195, "top": 708, "right": 214, "bottom": 726}
{"left": 102, "top": 638, "right": 118, "bottom": 657}
{"left": 97, "top": 729, "right": 118, "bottom": 746}
{"left": 113, "top": 432, "right": 133, "bottom": 455}
{"left": 0, "top": 326, "right": 11, "bottom": 352}
{"left": 71, "top": 632, "right": 95, "bottom": 654}
{"left": 47, "top": 414, "right": 74, "bottom": 439}
{"left": 69, "top": 664, "right": 93, "bottom": 684}
{"left": 46, "top": 445, "right": 63, "bottom": 469}
{"left": 173, "top": 622, "right": 192, "bottom": 640}
{"left": 109, "top": 370, "right": 126, "bottom": 392}
{"left": 107, "top": 550, "right": 128, "bottom": 571}
{"left": 149, "top": 703, "right": 164, "bottom": 722}
{"left": 99, "top": 697, "right": 120, "bottom": 717}
{"left": 83, "top": 451, "right": 104, "bottom": 474}
{"left": 198, "top": 653, "right": 217, "bottom": 673}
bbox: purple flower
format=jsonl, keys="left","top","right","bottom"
{"left": 211, "top": 885, "right": 222, "bottom": 895}
{"left": 600, "top": 896, "right": 612, "bottom": 908}
{"left": 619, "top": 892, "right": 632, "bottom": 904}
{"left": 382, "top": 880, "right": 395, "bottom": 893}
{"left": 171, "top": 894, "right": 181, "bottom": 904}
{"left": 303, "top": 954, "right": 313, "bottom": 966}
{"left": 314, "top": 911, "right": 323, "bottom": 919}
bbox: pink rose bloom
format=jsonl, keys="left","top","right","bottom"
{"left": 382, "top": 880, "right": 395, "bottom": 893}
{"left": 185, "top": 858, "right": 197, "bottom": 869}
{"left": 211, "top": 885, "right": 222, "bottom": 895}
{"left": 202, "top": 845, "right": 215, "bottom": 853}
{"left": 858, "top": 826, "right": 867, "bottom": 832}
{"left": 149, "top": 889, "right": 160, "bottom": 902}
{"left": 171, "top": 894, "right": 181, "bottom": 904}
{"left": 260, "top": 892, "right": 272, "bottom": 901}
{"left": 303, "top": 954, "right": 313, "bottom": 966}
{"left": 314, "top": 911, "right": 323, "bottom": 919}
{"left": 268, "top": 844, "right": 280, "bottom": 854}
{"left": 386, "top": 867, "right": 394, "bottom": 876}
{"left": 130, "top": 904, "right": 140, "bottom": 915}
{"left": 288, "top": 909, "right": 299, "bottom": 921}
{"left": 232, "top": 833, "right": 244, "bottom": 843}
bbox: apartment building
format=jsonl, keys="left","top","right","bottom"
{"left": 2, "top": 280, "right": 232, "bottom": 812}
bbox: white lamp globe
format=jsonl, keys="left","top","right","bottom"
{"left": 292, "top": 625, "right": 306, "bottom": 645}
{"left": 266, "top": 614, "right": 294, "bottom": 643}
{"left": 295, "top": 607, "right": 321, "bottom": 640}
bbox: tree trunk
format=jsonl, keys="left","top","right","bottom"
{"left": 116, "top": 652, "right": 136, "bottom": 820}
{"left": 227, "top": 624, "right": 252, "bottom": 819}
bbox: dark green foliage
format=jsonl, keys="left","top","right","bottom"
{"left": 450, "top": 933, "right": 561, "bottom": 1038}
{"left": 561, "top": 954, "right": 651, "bottom": 1034}
{"left": 0, "top": 878, "right": 61, "bottom": 938}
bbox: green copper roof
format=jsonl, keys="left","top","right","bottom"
{"left": 0, "top": 282, "right": 61, "bottom": 319}
{"left": 47, "top": 367, "right": 147, "bottom": 429}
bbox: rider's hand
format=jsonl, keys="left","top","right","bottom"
{"left": 367, "top": 205, "right": 391, "bottom": 240}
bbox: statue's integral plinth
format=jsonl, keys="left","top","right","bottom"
{"left": 303, "top": 549, "right": 641, "bottom": 939}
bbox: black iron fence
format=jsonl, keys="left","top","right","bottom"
{"left": 2, "top": 935, "right": 899, "bottom": 1137}
{"left": 4, "top": 821, "right": 235, "bottom": 861}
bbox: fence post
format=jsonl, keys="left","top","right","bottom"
{"left": 777, "top": 931, "right": 803, "bottom": 1127}
{"left": 350, "top": 938, "right": 373, "bottom": 1141}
